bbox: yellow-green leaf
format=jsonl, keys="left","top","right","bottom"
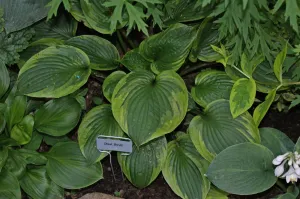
{"left": 273, "top": 43, "right": 287, "bottom": 83}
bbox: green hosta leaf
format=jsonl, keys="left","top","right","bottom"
{"left": 17, "top": 45, "right": 91, "bottom": 98}
{"left": 0, "top": 0, "right": 49, "bottom": 34}
{"left": 0, "top": 147, "right": 8, "bottom": 172}
{"left": 24, "top": 131, "right": 43, "bottom": 151}
{"left": 0, "top": 8, "right": 4, "bottom": 33}
{"left": 0, "top": 29, "right": 35, "bottom": 65}
{"left": 46, "top": 142, "right": 103, "bottom": 189}
{"left": 139, "top": 23, "right": 197, "bottom": 74}
{"left": 189, "top": 19, "right": 221, "bottom": 63}
{"left": 80, "top": 0, "right": 112, "bottom": 34}
{"left": 34, "top": 97, "right": 81, "bottom": 136}
{"left": 118, "top": 136, "right": 167, "bottom": 188}
{"left": 33, "top": 14, "right": 77, "bottom": 42}
{"left": 0, "top": 113, "right": 5, "bottom": 134}
{"left": 162, "top": 133, "right": 210, "bottom": 199}
{"left": 47, "top": 0, "right": 71, "bottom": 20}
{"left": 294, "top": 138, "right": 300, "bottom": 154}
{"left": 191, "top": 70, "right": 233, "bottom": 107}
{"left": 206, "top": 187, "right": 228, "bottom": 199}
{"left": 6, "top": 95, "right": 27, "bottom": 132}
{"left": 69, "top": 0, "right": 91, "bottom": 27}
{"left": 253, "top": 89, "right": 276, "bottom": 126}
{"left": 11, "top": 115, "right": 34, "bottom": 145}
{"left": 230, "top": 78, "right": 256, "bottom": 118}
{"left": 0, "top": 170, "right": 21, "bottom": 199}
{"left": 66, "top": 35, "right": 120, "bottom": 70}
{"left": 274, "top": 44, "right": 287, "bottom": 83}
{"left": 112, "top": 70, "right": 188, "bottom": 146}
{"left": 260, "top": 128, "right": 294, "bottom": 157}
{"left": 18, "top": 149, "right": 47, "bottom": 165}
{"left": 121, "top": 48, "right": 151, "bottom": 71}
{"left": 0, "top": 61, "right": 9, "bottom": 99}
{"left": 20, "top": 166, "right": 64, "bottom": 199}
{"left": 78, "top": 105, "right": 123, "bottom": 164}
{"left": 207, "top": 143, "right": 277, "bottom": 195}
{"left": 189, "top": 99, "right": 260, "bottom": 162}
{"left": 4, "top": 149, "right": 26, "bottom": 179}
{"left": 43, "top": 135, "right": 70, "bottom": 146}
{"left": 102, "top": 71, "right": 126, "bottom": 102}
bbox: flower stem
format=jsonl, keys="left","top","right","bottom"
{"left": 230, "top": 64, "right": 251, "bottom": 79}
{"left": 276, "top": 179, "right": 287, "bottom": 192}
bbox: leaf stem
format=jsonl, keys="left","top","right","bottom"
{"left": 283, "top": 81, "right": 300, "bottom": 86}
{"left": 231, "top": 64, "right": 251, "bottom": 79}
{"left": 117, "top": 30, "right": 127, "bottom": 54}
{"left": 180, "top": 62, "right": 217, "bottom": 76}
{"left": 120, "top": 29, "right": 136, "bottom": 49}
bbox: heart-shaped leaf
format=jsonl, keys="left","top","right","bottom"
{"left": 46, "top": 141, "right": 103, "bottom": 189}
{"left": 20, "top": 166, "right": 64, "bottom": 199}
{"left": 260, "top": 127, "right": 294, "bottom": 156}
{"left": 0, "top": 170, "right": 21, "bottom": 199}
{"left": 11, "top": 114, "right": 34, "bottom": 145}
{"left": 207, "top": 143, "right": 277, "bottom": 195}
{"left": 34, "top": 97, "right": 82, "bottom": 136}
{"left": 139, "top": 23, "right": 197, "bottom": 74}
{"left": 162, "top": 133, "right": 210, "bottom": 199}
{"left": 17, "top": 45, "right": 91, "bottom": 98}
{"left": 121, "top": 49, "right": 151, "bottom": 71}
{"left": 78, "top": 104, "right": 123, "bottom": 164}
{"left": 102, "top": 71, "right": 126, "bottom": 102}
{"left": 66, "top": 35, "right": 120, "bottom": 70}
{"left": 112, "top": 70, "right": 188, "bottom": 146}
{"left": 189, "top": 99, "right": 260, "bottom": 162}
{"left": 118, "top": 136, "right": 167, "bottom": 188}
{"left": 191, "top": 70, "right": 233, "bottom": 107}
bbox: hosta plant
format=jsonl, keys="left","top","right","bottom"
{"left": 1, "top": 0, "right": 300, "bottom": 199}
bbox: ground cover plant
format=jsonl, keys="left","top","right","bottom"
{"left": 2, "top": 0, "right": 300, "bottom": 198}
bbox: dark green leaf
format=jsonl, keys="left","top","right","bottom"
{"left": 0, "top": 61, "right": 9, "bottom": 98}
{"left": 10, "top": 114, "right": 34, "bottom": 145}
{"left": 121, "top": 48, "right": 151, "bottom": 71}
{"left": 0, "top": 170, "right": 21, "bottom": 199}
{"left": 102, "top": 71, "right": 126, "bottom": 102}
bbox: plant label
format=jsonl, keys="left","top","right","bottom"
{"left": 96, "top": 136, "right": 132, "bottom": 153}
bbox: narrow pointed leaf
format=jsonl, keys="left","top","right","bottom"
{"left": 112, "top": 70, "right": 188, "bottom": 146}
{"left": 17, "top": 45, "right": 91, "bottom": 98}
{"left": 253, "top": 89, "right": 276, "bottom": 126}
{"left": 230, "top": 78, "right": 256, "bottom": 118}
{"left": 6, "top": 95, "right": 27, "bottom": 132}
{"left": 11, "top": 115, "right": 34, "bottom": 145}
{"left": 66, "top": 35, "right": 120, "bottom": 70}
{"left": 118, "top": 136, "right": 167, "bottom": 188}
{"left": 78, "top": 105, "right": 123, "bottom": 164}
{"left": 273, "top": 44, "right": 287, "bottom": 83}
{"left": 189, "top": 100, "right": 259, "bottom": 162}
{"left": 191, "top": 70, "right": 233, "bottom": 107}
{"left": 207, "top": 143, "right": 277, "bottom": 195}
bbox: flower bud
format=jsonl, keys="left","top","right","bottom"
{"left": 275, "top": 164, "right": 285, "bottom": 177}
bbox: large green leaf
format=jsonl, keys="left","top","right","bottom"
{"left": 0, "top": 0, "right": 49, "bottom": 33}
{"left": 163, "top": 0, "right": 212, "bottom": 25}
{"left": 229, "top": 78, "right": 256, "bottom": 118}
{"left": 0, "top": 147, "right": 8, "bottom": 172}
{"left": 139, "top": 23, "right": 197, "bottom": 74}
{"left": 78, "top": 105, "right": 123, "bottom": 164}
{"left": 102, "top": 71, "right": 126, "bottom": 102}
{"left": 0, "top": 170, "right": 21, "bottom": 199}
{"left": 112, "top": 70, "right": 188, "bottom": 146}
{"left": 32, "top": 14, "right": 77, "bottom": 42}
{"left": 17, "top": 45, "right": 91, "bottom": 98}
{"left": 0, "top": 61, "right": 9, "bottom": 98}
{"left": 118, "top": 136, "right": 167, "bottom": 188}
{"left": 253, "top": 89, "right": 276, "bottom": 126}
{"left": 4, "top": 149, "right": 26, "bottom": 179}
{"left": 46, "top": 141, "right": 103, "bottom": 189}
{"left": 70, "top": 0, "right": 91, "bottom": 27}
{"left": 206, "top": 187, "right": 228, "bottom": 199}
{"left": 191, "top": 70, "right": 233, "bottom": 107}
{"left": 260, "top": 127, "right": 294, "bottom": 157}
{"left": 34, "top": 97, "right": 81, "bottom": 136}
{"left": 189, "top": 99, "right": 260, "bottom": 162}
{"left": 162, "top": 133, "right": 210, "bottom": 199}
{"left": 24, "top": 130, "right": 43, "bottom": 151}
{"left": 66, "top": 35, "right": 119, "bottom": 70}
{"left": 20, "top": 166, "right": 64, "bottom": 199}
{"left": 121, "top": 48, "right": 151, "bottom": 71}
{"left": 80, "top": 0, "right": 112, "bottom": 34}
{"left": 6, "top": 95, "right": 27, "bottom": 132}
{"left": 10, "top": 114, "right": 34, "bottom": 145}
{"left": 189, "top": 20, "right": 221, "bottom": 62}
{"left": 207, "top": 143, "right": 277, "bottom": 195}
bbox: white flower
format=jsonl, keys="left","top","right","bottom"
{"left": 286, "top": 173, "right": 298, "bottom": 183}
{"left": 295, "top": 168, "right": 300, "bottom": 175}
{"left": 273, "top": 153, "right": 289, "bottom": 165}
{"left": 274, "top": 163, "right": 285, "bottom": 177}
